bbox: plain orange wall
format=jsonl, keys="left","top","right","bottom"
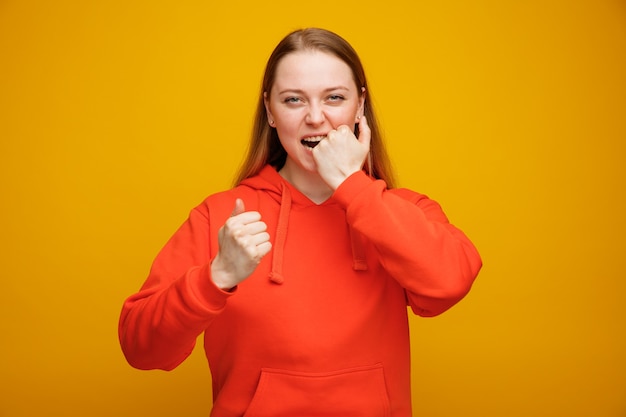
{"left": 1, "top": 1, "right": 624, "bottom": 416}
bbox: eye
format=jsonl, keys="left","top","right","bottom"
{"left": 327, "top": 94, "right": 345, "bottom": 102}
{"left": 284, "top": 97, "right": 302, "bottom": 104}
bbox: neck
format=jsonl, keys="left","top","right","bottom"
{"left": 278, "top": 161, "right": 333, "bottom": 204}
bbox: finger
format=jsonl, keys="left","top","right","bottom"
{"left": 231, "top": 198, "right": 245, "bottom": 217}
{"left": 256, "top": 241, "right": 272, "bottom": 258}
{"left": 337, "top": 125, "right": 352, "bottom": 135}
{"left": 249, "top": 231, "right": 271, "bottom": 247}
{"left": 240, "top": 233, "right": 271, "bottom": 262}
{"left": 243, "top": 221, "right": 268, "bottom": 235}
{"left": 357, "top": 115, "right": 371, "bottom": 148}
{"left": 226, "top": 211, "right": 262, "bottom": 233}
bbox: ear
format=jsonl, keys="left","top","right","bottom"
{"left": 264, "top": 92, "right": 275, "bottom": 127}
{"left": 356, "top": 87, "right": 366, "bottom": 122}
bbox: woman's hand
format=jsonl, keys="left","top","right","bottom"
{"left": 312, "top": 115, "right": 371, "bottom": 190}
{"left": 211, "top": 199, "right": 272, "bottom": 290}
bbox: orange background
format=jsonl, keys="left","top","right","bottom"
{"left": 1, "top": 1, "right": 624, "bottom": 416}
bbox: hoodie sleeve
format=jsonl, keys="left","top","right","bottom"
{"left": 118, "top": 204, "right": 235, "bottom": 371}
{"left": 333, "top": 171, "right": 482, "bottom": 317}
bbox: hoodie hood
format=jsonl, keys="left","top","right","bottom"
{"left": 239, "top": 165, "right": 367, "bottom": 284}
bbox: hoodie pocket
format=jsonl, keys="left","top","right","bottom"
{"left": 243, "top": 363, "right": 391, "bottom": 417}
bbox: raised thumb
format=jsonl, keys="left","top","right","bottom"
{"left": 230, "top": 198, "right": 245, "bottom": 217}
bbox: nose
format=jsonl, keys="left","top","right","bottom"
{"left": 305, "top": 103, "right": 325, "bottom": 126}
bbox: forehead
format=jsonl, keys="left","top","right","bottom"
{"left": 273, "top": 51, "right": 356, "bottom": 91}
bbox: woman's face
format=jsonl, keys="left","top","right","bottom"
{"left": 264, "top": 50, "right": 364, "bottom": 175}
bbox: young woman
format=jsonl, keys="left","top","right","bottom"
{"left": 119, "top": 28, "right": 482, "bottom": 417}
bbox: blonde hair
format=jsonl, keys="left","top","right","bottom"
{"left": 235, "top": 28, "right": 396, "bottom": 188}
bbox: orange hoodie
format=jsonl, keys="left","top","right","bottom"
{"left": 119, "top": 165, "right": 482, "bottom": 417}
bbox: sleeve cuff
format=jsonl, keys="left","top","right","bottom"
{"left": 189, "top": 263, "right": 237, "bottom": 313}
{"left": 332, "top": 170, "right": 382, "bottom": 208}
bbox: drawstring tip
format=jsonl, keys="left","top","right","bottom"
{"left": 353, "top": 260, "right": 368, "bottom": 271}
{"left": 268, "top": 272, "right": 284, "bottom": 284}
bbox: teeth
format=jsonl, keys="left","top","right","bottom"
{"left": 301, "top": 135, "right": 326, "bottom": 143}
{"left": 301, "top": 135, "right": 327, "bottom": 148}
{"left": 301, "top": 136, "right": 325, "bottom": 148}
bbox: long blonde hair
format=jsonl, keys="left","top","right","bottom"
{"left": 235, "top": 28, "right": 396, "bottom": 188}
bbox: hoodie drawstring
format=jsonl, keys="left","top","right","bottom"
{"left": 268, "top": 183, "right": 291, "bottom": 284}
{"left": 350, "top": 227, "right": 368, "bottom": 271}
{"left": 263, "top": 170, "right": 368, "bottom": 284}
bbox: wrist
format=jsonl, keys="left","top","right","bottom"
{"left": 326, "top": 168, "right": 360, "bottom": 191}
{"left": 332, "top": 170, "right": 376, "bottom": 207}
{"left": 210, "top": 257, "right": 236, "bottom": 291}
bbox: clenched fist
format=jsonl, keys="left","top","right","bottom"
{"left": 312, "top": 115, "right": 371, "bottom": 190}
{"left": 210, "top": 199, "right": 272, "bottom": 290}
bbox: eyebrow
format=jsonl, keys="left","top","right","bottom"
{"left": 277, "top": 86, "right": 350, "bottom": 95}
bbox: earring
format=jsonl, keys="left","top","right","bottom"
{"left": 269, "top": 120, "right": 275, "bottom": 126}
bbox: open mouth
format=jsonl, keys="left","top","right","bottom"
{"left": 301, "top": 135, "right": 326, "bottom": 148}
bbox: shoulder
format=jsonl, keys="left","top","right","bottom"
{"left": 389, "top": 187, "right": 449, "bottom": 222}
{"left": 388, "top": 187, "right": 430, "bottom": 204}
{"left": 192, "top": 185, "right": 259, "bottom": 221}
